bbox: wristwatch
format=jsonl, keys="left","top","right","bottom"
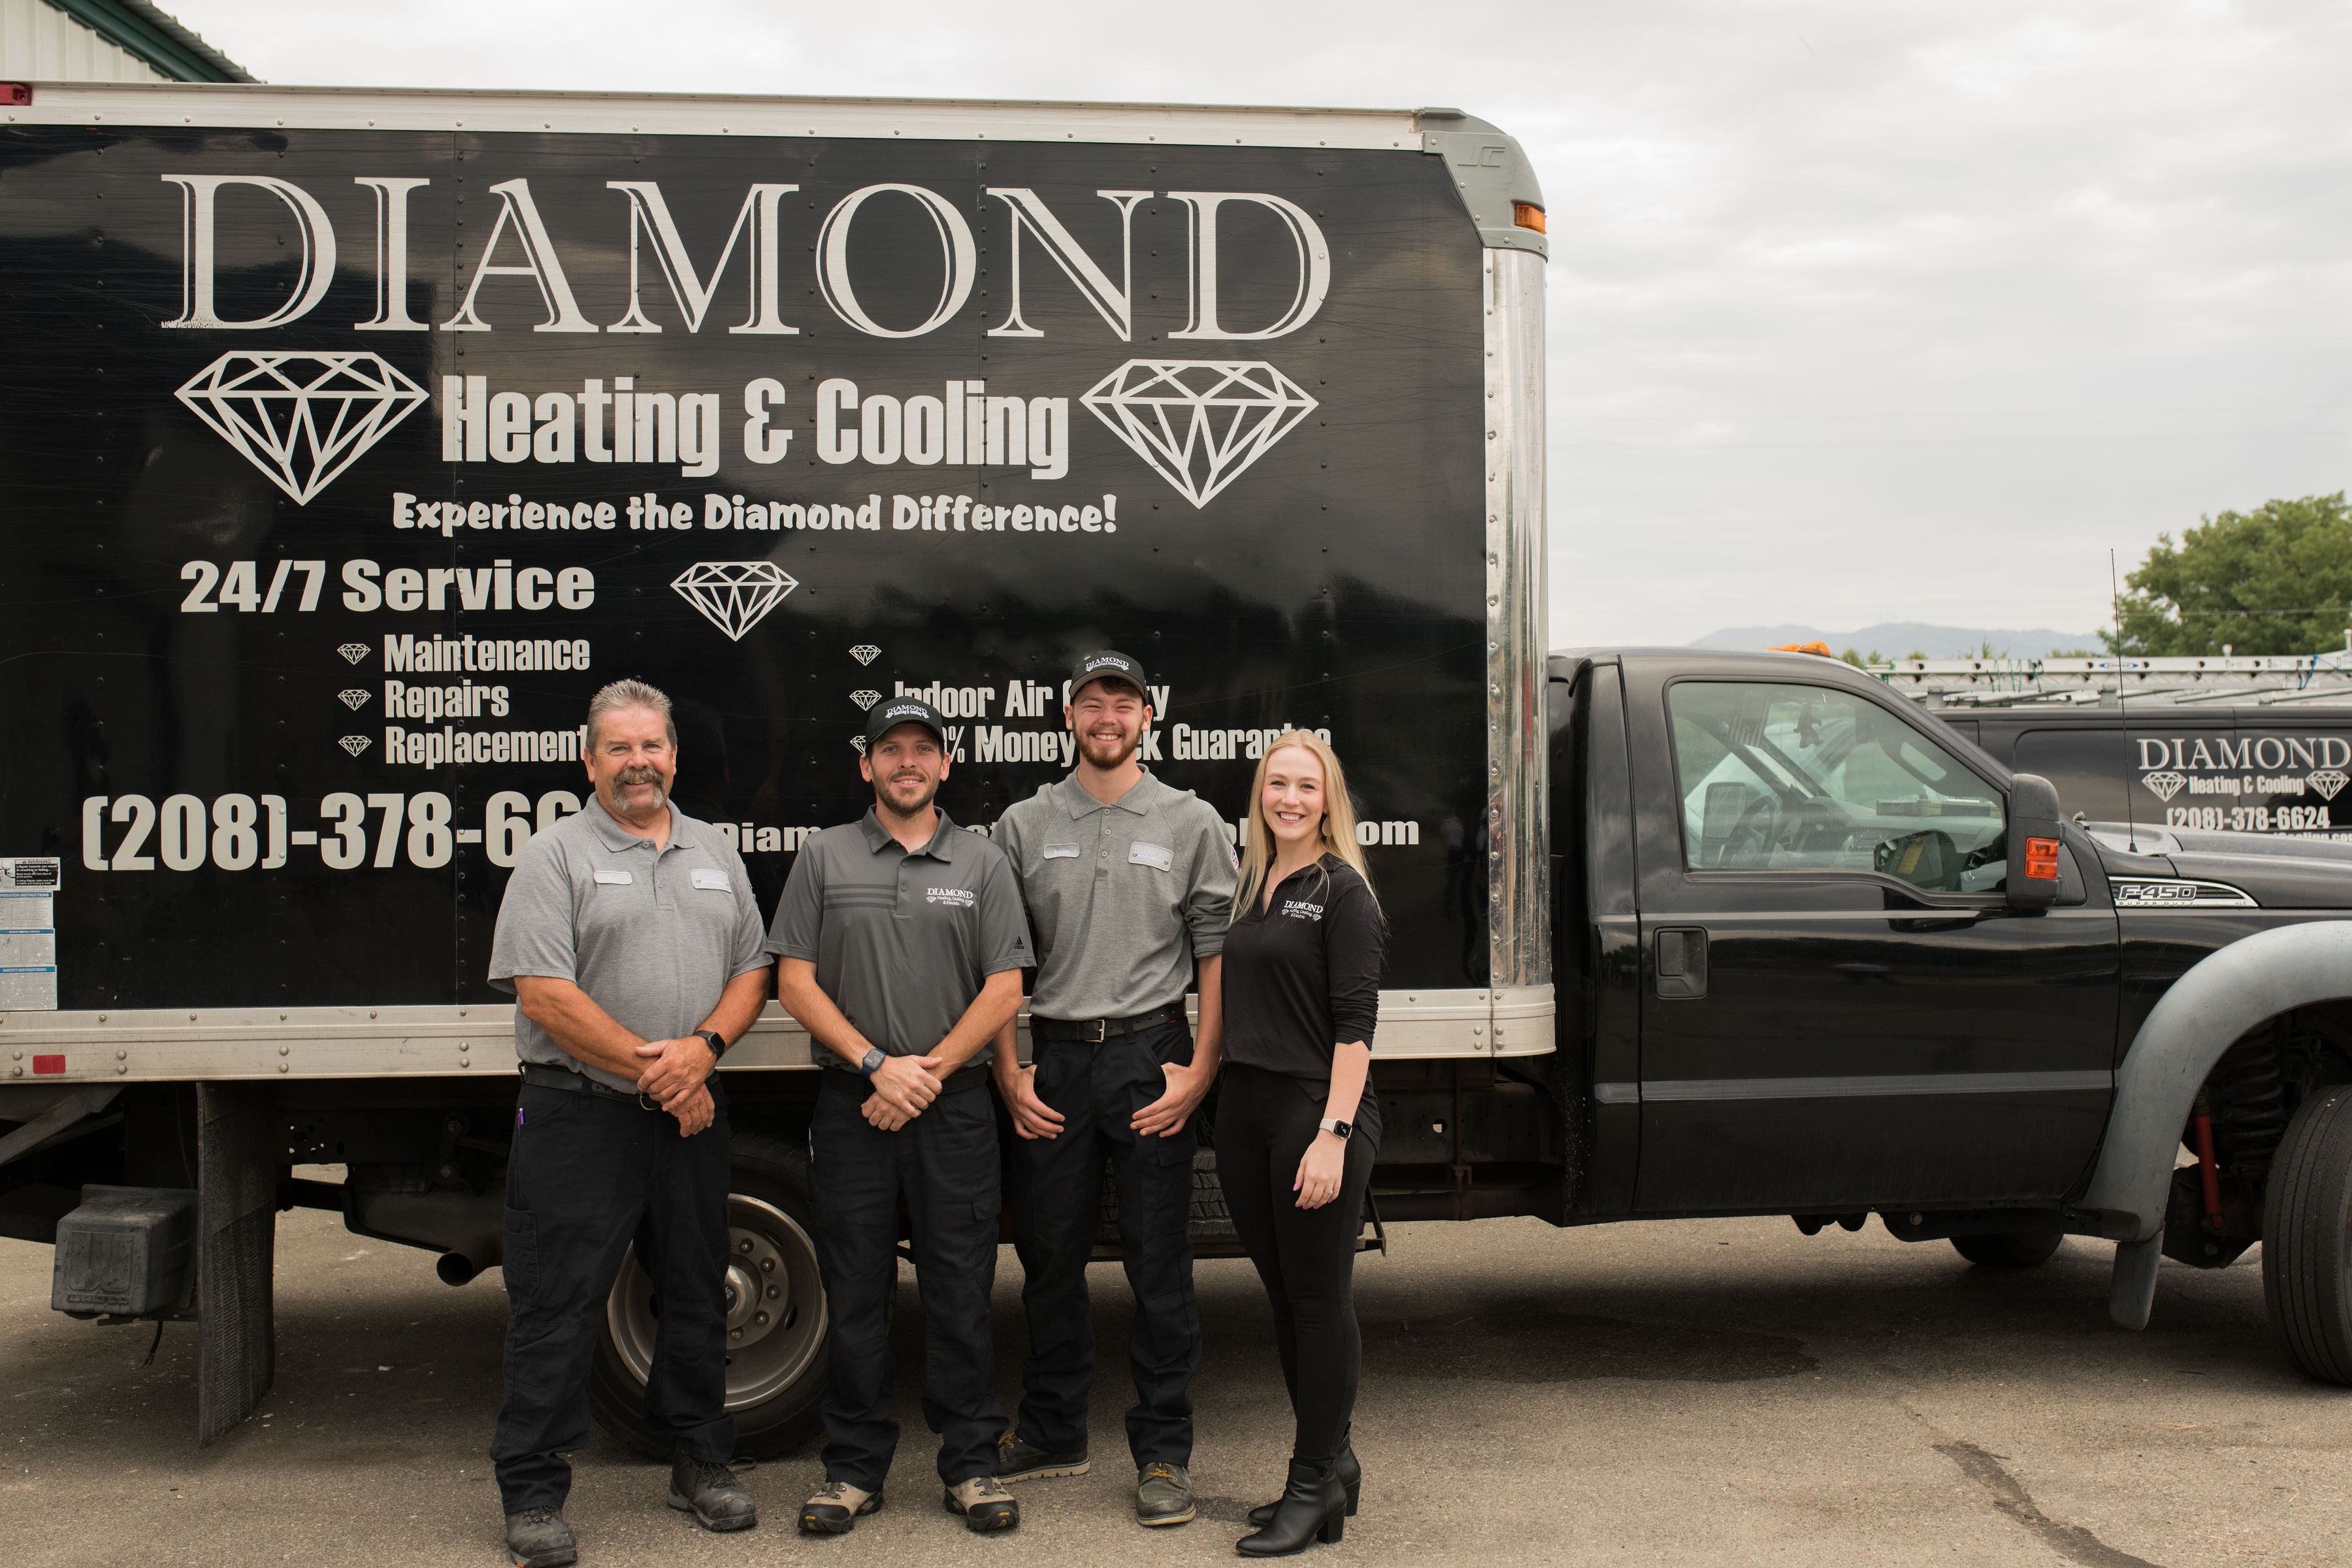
{"left": 858, "top": 1046, "right": 887, "bottom": 1077}
{"left": 1318, "top": 1117, "right": 1353, "bottom": 1141}
{"left": 695, "top": 1029, "right": 727, "bottom": 1059}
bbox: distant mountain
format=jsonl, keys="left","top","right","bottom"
{"left": 1690, "top": 622, "right": 2105, "bottom": 659}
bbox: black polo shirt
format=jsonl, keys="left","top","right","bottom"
{"left": 1220, "top": 856, "right": 1384, "bottom": 1131}
{"left": 764, "top": 808, "right": 1033, "bottom": 1070}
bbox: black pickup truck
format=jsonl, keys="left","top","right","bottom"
{"left": 1535, "top": 648, "right": 2352, "bottom": 1386}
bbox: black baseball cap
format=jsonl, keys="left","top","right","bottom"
{"left": 864, "top": 696, "right": 947, "bottom": 747}
{"left": 1068, "top": 649, "right": 1150, "bottom": 702}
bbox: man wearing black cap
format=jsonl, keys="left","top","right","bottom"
{"left": 990, "top": 651, "right": 1237, "bottom": 1527}
{"left": 769, "top": 697, "right": 1034, "bottom": 1535}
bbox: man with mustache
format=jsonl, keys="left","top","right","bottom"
{"left": 989, "top": 651, "right": 1237, "bottom": 1528}
{"left": 769, "top": 697, "right": 1034, "bottom": 1535}
{"left": 486, "top": 679, "right": 772, "bottom": 1568}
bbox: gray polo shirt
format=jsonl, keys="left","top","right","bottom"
{"left": 764, "top": 808, "right": 1033, "bottom": 1071}
{"left": 488, "top": 800, "right": 769, "bottom": 1093}
{"left": 994, "top": 771, "right": 1237, "bottom": 1022}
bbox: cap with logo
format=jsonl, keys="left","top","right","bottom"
{"left": 864, "top": 696, "right": 948, "bottom": 747}
{"left": 1068, "top": 649, "right": 1150, "bottom": 703}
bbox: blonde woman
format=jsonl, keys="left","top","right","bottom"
{"left": 1217, "top": 732, "right": 1383, "bottom": 1557}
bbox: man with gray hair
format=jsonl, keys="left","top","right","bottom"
{"left": 487, "top": 679, "right": 772, "bottom": 1568}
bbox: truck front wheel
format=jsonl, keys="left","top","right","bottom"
{"left": 2262, "top": 1085, "right": 2352, "bottom": 1385}
{"left": 588, "top": 1131, "right": 829, "bottom": 1458}
{"left": 1950, "top": 1231, "right": 2065, "bottom": 1267}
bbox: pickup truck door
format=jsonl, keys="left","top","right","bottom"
{"left": 1624, "top": 669, "right": 2119, "bottom": 1213}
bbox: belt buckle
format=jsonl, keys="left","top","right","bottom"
{"left": 1081, "top": 1019, "right": 1106, "bottom": 1044}
{"left": 636, "top": 1088, "right": 662, "bottom": 1112}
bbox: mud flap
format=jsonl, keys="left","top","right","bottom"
{"left": 2108, "top": 1233, "right": 2161, "bottom": 1330}
{"left": 196, "top": 1083, "right": 276, "bottom": 1444}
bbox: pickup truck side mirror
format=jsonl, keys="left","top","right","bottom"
{"left": 2006, "top": 772, "right": 2064, "bottom": 909}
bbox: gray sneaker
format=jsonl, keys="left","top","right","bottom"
{"left": 1135, "top": 1462, "right": 1196, "bottom": 1527}
{"left": 503, "top": 1507, "right": 578, "bottom": 1568}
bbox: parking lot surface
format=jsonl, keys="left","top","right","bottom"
{"left": 3, "top": 1198, "right": 2346, "bottom": 1567}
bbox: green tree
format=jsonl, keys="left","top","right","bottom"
{"left": 2107, "top": 493, "right": 2352, "bottom": 656}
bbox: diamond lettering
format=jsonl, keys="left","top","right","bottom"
{"left": 1081, "top": 359, "right": 1316, "bottom": 509}
{"left": 178, "top": 351, "right": 430, "bottom": 506}
{"left": 849, "top": 644, "right": 881, "bottom": 666}
{"left": 338, "top": 689, "right": 370, "bottom": 710}
{"left": 671, "top": 561, "right": 797, "bottom": 641}
{"left": 849, "top": 690, "right": 881, "bottom": 711}
{"left": 2142, "top": 770, "right": 2188, "bottom": 802}
{"left": 338, "top": 642, "right": 371, "bottom": 664}
{"left": 2309, "top": 770, "right": 2347, "bottom": 802}
{"left": 338, "top": 736, "right": 372, "bottom": 757}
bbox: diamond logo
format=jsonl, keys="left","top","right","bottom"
{"left": 338, "top": 642, "right": 370, "bottom": 664}
{"left": 1081, "top": 359, "right": 1317, "bottom": 510}
{"left": 2310, "top": 770, "right": 2347, "bottom": 802}
{"left": 2142, "top": 770, "right": 2188, "bottom": 802}
{"left": 849, "top": 736, "right": 868, "bottom": 755}
{"left": 338, "top": 736, "right": 371, "bottom": 757}
{"left": 849, "top": 690, "right": 881, "bottom": 711}
{"left": 177, "top": 351, "right": 430, "bottom": 506}
{"left": 849, "top": 644, "right": 881, "bottom": 666}
{"left": 338, "top": 689, "right": 371, "bottom": 710}
{"left": 671, "top": 561, "right": 798, "bottom": 640}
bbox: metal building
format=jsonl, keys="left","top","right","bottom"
{"left": 0, "top": 0, "right": 251, "bottom": 83}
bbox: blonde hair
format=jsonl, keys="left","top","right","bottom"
{"left": 1231, "top": 730, "right": 1379, "bottom": 923}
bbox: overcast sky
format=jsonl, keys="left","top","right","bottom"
{"left": 169, "top": 1, "right": 2352, "bottom": 647}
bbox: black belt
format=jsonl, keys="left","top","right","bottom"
{"left": 1032, "top": 1002, "right": 1187, "bottom": 1045}
{"left": 821, "top": 1062, "right": 992, "bottom": 1097}
{"left": 519, "top": 1061, "right": 649, "bottom": 1105}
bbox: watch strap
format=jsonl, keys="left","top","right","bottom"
{"left": 859, "top": 1046, "right": 887, "bottom": 1077}
{"left": 695, "top": 1029, "right": 727, "bottom": 1058}
{"left": 1319, "top": 1117, "right": 1352, "bottom": 1139}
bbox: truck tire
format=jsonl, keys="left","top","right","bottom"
{"left": 589, "top": 1131, "right": 828, "bottom": 1460}
{"left": 2262, "top": 1085, "right": 2352, "bottom": 1385}
{"left": 1950, "top": 1231, "right": 2065, "bottom": 1268}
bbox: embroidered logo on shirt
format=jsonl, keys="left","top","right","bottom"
{"left": 1042, "top": 843, "right": 1081, "bottom": 860}
{"left": 926, "top": 885, "right": 977, "bottom": 908}
{"left": 1128, "top": 841, "right": 1174, "bottom": 871}
{"left": 1280, "top": 899, "right": 1324, "bottom": 921}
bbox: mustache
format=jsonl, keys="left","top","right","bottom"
{"left": 614, "top": 767, "right": 665, "bottom": 789}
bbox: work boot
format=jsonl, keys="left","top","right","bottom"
{"left": 996, "top": 1429, "right": 1090, "bottom": 1481}
{"left": 944, "top": 1475, "right": 1021, "bottom": 1531}
{"left": 1135, "top": 1461, "right": 1196, "bottom": 1527}
{"left": 799, "top": 1479, "right": 883, "bottom": 1535}
{"left": 666, "top": 1451, "right": 758, "bottom": 1532}
{"left": 503, "top": 1507, "right": 578, "bottom": 1568}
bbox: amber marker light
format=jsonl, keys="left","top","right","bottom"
{"left": 2025, "top": 836, "right": 2062, "bottom": 881}
{"left": 0, "top": 84, "right": 32, "bottom": 106}
{"left": 1513, "top": 202, "right": 1546, "bottom": 233}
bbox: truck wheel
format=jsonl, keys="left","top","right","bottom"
{"left": 589, "top": 1131, "right": 828, "bottom": 1460}
{"left": 2262, "top": 1085, "right": 2352, "bottom": 1385}
{"left": 1950, "top": 1231, "right": 2065, "bottom": 1267}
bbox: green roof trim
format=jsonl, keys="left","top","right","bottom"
{"left": 48, "top": 0, "right": 257, "bottom": 83}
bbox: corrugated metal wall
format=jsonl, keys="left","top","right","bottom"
{"left": 0, "top": 0, "right": 169, "bottom": 82}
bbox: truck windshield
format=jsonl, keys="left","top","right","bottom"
{"left": 1669, "top": 681, "right": 2008, "bottom": 892}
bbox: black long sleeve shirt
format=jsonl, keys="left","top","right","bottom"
{"left": 1220, "top": 856, "right": 1384, "bottom": 1135}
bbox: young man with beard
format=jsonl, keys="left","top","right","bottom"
{"left": 990, "top": 651, "right": 1238, "bottom": 1527}
{"left": 769, "top": 697, "right": 1034, "bottom": 1536}
{"left": 487, "top": 679, "right": 772, "bottom": 1568}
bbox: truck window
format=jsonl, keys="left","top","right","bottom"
{"left": 2013, "top": 728, "right": 2133, "bottom": 826}
{"left": 1668, "top": 681, "right": 2006, "bottom": 892}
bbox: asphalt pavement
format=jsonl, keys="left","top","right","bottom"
{"left": 3, "top": 1191, "right": 2346, "bottom": 1567}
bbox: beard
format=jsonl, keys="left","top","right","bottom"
{"left": 1076, "top": 726, "right": 1140, "bottom": 770}
{"left": 876, "top": 772, "right": 940, "bottom": 817}
{"left": 606, "top": 766, "right": 668, "bottom": 811}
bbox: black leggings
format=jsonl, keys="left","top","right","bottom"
{"left": 1217, "top": 1063, "right": 1375, "bottom": 1467}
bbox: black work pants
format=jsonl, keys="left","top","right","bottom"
{"left": 1218, "top": 1063, "right": 1375, "bottom": 1469}
{"left": 1010, "top": 1019, "right": 1200, "bottom": 1467}
{"left": 492, "top": 1077, "right": 734, "bottom": 1513}
{"left": 808, "top": 1072, "right": 1004, "bottom": 1490}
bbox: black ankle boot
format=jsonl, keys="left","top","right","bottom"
{"left": 1247, "top": 1442, "right": 1358, "bottom": 1528}
{"left": 1235, "top": 1459, "right": 1347, "bottom": 1557}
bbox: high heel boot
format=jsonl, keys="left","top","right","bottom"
{"left": 1235, "top": 1459, "right": 1348, "bottom": 1557}
{"left": 1247, "top": 1437, "right": 1357, "bottom": 1528}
